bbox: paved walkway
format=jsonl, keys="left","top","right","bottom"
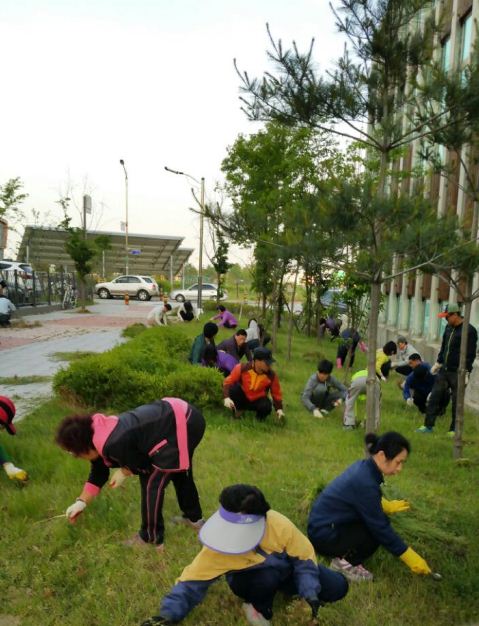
{"left": 0, "top": 299, "right": 157, "bottom": 420}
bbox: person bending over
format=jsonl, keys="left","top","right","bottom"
{"left": 140, "top": 484, "right": 348, "bottom": 626}
{"left": 308, "top": 431, "right": 431, "bottom": 582}
{"left": 55, "top": 398, "right": 205, "bottom": 552}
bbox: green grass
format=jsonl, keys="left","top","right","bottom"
{"left": 1, "top": 320, "right": 479, "bottom": 626}
{"left": 0, "top": 375, "right": 52, "bottom": 385}
{"left": 49, "top": 351, "right": 97, "bottom": 362}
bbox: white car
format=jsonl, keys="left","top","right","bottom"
{"left": 170, "top": 282, "right": 227, "bottom": 302}
{"left": 0, "top": 260, "right": 33, "bottom": 278}
{"left": 95, "top": 275, "right": 159, "bottom": 301}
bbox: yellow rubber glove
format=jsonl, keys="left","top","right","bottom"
{"left": 381, "top": 497, "right": 410, "bottom": 515}
{"left": 399, "top": 547, "right": 432, "bottom": 575}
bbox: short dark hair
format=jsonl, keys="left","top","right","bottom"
{"left": 55, "top": 415, "right": 95, "bottom": 455}
{"left": 219, "top": 484, "right": 271, "bottom": 517}
{"left": 217, "top": 305, "right": 226, "bottom": 312}
{"left": 203, "top": 322, "right": 219, "bottom": 339}
{"left": 235, "top": 329, "right": 247, "bottom": 337}
{"left": 383, "top": 341, "right": 397, "bottom": 356}
{"left": 164, "top": 303, "right": 172, "bottom": 311}
{"left": 202, "top": 343, "right": 218, "bottom": 364}
{"left": 365, "top": 431, "right": 411, "bottom": 459}
{"left": 317, "top": 359, "right": 333, "bottom": 374}
{"left": 408, "top": 353, "right": 422, "bottom": 362}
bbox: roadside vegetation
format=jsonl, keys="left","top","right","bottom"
{"left": 1, "top": 318, "right": 478, "bottom": 626}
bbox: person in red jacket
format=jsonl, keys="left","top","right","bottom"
{"left": 223, "top": 347, "right": 284, "bottom": 422}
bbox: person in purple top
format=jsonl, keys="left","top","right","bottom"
{"left": 211, "top": 305, "right": 238, "bottom": 329}
{"left": 201, "top": 344, "right": 237, "bottom": 377}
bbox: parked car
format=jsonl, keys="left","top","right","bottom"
{"left": 320, "top": 289, "right": 347, "bottom": 314}
{"left": 95, "top": 275, "right": 159, "bottom": 301}
{"left": 0, "top": 260, "right": 33, "bottom": 278}
{"left": 170, "top": 282, "right": 227, "bottom": 302}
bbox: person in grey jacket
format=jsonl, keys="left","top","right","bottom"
{"left": 301, "top": 360, "right": 347, "bottom": 418}
{"left": 391, "top": 336, "right": 420, "bottom": 376}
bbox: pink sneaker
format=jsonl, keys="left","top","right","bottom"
{"left": 242, "top": 603, "right": 271, "bottom": 626}
{"left": 330, "top": 557, "right": 374, "bottom": 582}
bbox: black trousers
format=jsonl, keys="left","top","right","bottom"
{"left": 425, "top": 370, "right": 456, "bottom": 431}
{"left": 395, "top": 365, "right": 412, "bottom": 376}
{"left": 227, "top": 563, "right": 348, "bottom": 620}
{"left": 337, "top": 344, "right": 356, "bottom": 368}
{"left": 310, "top": 521, "right": 379, "bottom": 566}
{"left": 138, "top": 407, "right": 205, "bottom": 544}
{"left": 223, "top": 320, "right": 237, "bottom": 329}
{"left": 412, "top": 389, "right": 428, "bottom": 414}
{"left": 228, "top": 383, "right": 272, "bottom": 420}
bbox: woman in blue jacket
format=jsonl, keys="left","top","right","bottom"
{"left": 141, "top": 484, "right": 348, "bottom": 626}
{"left": 308, "top": 431, "right": 432, "bottom": 582}
{"left": 55, "top": 398, "right": 205, "bottom": 551}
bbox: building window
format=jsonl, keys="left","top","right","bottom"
{"left": 461, "top": 11, "right": 472, "bottom": 65}
{"left": 441, "top": 35, "right": 451, "bottom": 72}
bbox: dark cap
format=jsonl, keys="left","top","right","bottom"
{"left": 253, "top": 347, "right": 275, "bottom": 365}
{"left": 0, "top": 396, "right": 16, "bottom": 435}
{"left": 438, "top": 303, "right": 461, "bottom": 318}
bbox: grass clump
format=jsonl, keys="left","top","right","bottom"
{"left": 50, "top": 351, "right": 97, "bottom": 362}
{"left": 122, "top": 323, "right": 148, "bottom": 338}
{"left": 0, "top": 375, "right": 52, "bottom": 385}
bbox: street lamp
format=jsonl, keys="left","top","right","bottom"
{"left": 119, "top": 159, "right": 129, "bottom": 274}
{"left": 164, "top": 166, "right": 205, "bottom": 310}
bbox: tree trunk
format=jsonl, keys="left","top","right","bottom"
{"left": 365, "top": 280, "right": 382, "bottom": 432}
{"left": 287, "top": 265, "right": 299, "bottom": 360}
{"left": 453, "top": 285, "right": 472, "bottom": 460}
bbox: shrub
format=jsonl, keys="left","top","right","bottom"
{"left": 122, "top": 323, "right": 147, "bottom": 338}
{"left": 53, "top": 325, "right": 223, "bottom": 412}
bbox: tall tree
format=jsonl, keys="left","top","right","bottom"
{"left": 235, "top": 1, "right": 459, "bottom": 430}
{"left": 0, "top": 177, "right": 28, "bottom": 234}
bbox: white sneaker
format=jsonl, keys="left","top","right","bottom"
{"left": 242, "top": 603, "right": 271, "bottom": 626}
{"left": 171, "top": 516, "right": 205, "bottom": 530}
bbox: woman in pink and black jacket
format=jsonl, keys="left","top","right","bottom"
{"left": 55, "top": 398, "right": 205, "bottom": 552}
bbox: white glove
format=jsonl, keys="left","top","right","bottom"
{"left": 109, "top": 469, "right": 129, "bottom": 489}
{"left": 431, "top": 362, "right": 442, "bottom": 375}
{"left": 333, "top": 399, "right": 343, "bottom": 407}
{"left": 406, "top": 397, "right": 414, "bottom": 407}
{"left": 276, "top": 409, "right": 285, "bottom": 421}
{"left": 313, "top": 408, "right": 323, "bottom": 418}
{"left": 3, "top": 462, "right": 28, "bottom": 482}
{"left": 465, "top": 372, "right": 470, "bottom": 386}
{"left": 380, "top": 375, "right": 387, "bottom": 382}
{"left": 66, "top": 499, "right": 87, "bottom": 522}
{"left": 224, "top": 398, "right": 236, "bottom": 410}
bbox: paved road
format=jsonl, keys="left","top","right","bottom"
{"left": 0, "top": 299, "right": 156, "bottom": 420}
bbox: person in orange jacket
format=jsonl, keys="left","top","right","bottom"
{"left": 223, "top": 347, "right": 284, "bottom": 422}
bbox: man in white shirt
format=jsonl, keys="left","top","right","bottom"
{"left": 0, "top": 295, "right": 16, "bottom": 326}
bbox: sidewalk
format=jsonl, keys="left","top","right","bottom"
{"left": 0, "top": 300, "right": 156, "bottom": 419}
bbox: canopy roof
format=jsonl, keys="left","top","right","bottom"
{"left": 17, "top": 226, "right": 193, "bottom": 277}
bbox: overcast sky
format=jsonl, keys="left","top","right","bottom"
{"left": 1, "top": 0, "right": 344, "bottom": 267}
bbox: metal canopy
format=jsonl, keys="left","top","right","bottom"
{"left": 17, "top": 226, "right": 193, "bottom": 277}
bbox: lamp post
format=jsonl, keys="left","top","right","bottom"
{"left": 119, "top": 159, "right": 129, "bottom": 274}
{"left": 164, "top": 166, "right": 205, "bottom": 310}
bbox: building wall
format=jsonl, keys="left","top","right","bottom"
{"left": 379, "top": 0, "right": 479, "bottom": 410}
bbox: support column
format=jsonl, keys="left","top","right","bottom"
{"left": 398, "top": 274, "right": 410, "bottom": 331}
{"left": 428, "top": 275, "right": 441, "bottom": 341}
{"left": 412, "top": 271, "right": 424, "bottom": 338}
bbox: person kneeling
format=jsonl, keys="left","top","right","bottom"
{"left": 308, "top": 431, "right": 432, "bottom": 582}
{"left": 301, "top": 359, "right": 347, "bottom": 418}
{"left": 223, "top": 347, "right": 284, "bottom": 421}
{"left": 140, "top": 484, "right": 348, "bottom": 626}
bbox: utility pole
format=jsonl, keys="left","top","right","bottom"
{"left": 120, "top": 159, "right": 129, "bottom": 274}
{"left": 198, "top": 177, "right": 205, "bottom": 310}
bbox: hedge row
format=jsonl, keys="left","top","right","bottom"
{"left": 53, "top": 326, "right": 223, "bottom": 412}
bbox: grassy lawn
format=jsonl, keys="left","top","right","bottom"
{"left": 1, "top": 317, "right": 478, "bottom": 626}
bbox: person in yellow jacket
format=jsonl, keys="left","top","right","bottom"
{"left": 308, "top": 431, "right": 432, "bottom": 582}
{"left": 141, "top": 484, "right": 348, "bottom": 626}
{"left": 376, "top": 341, "right": 398, "bottom": 380}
